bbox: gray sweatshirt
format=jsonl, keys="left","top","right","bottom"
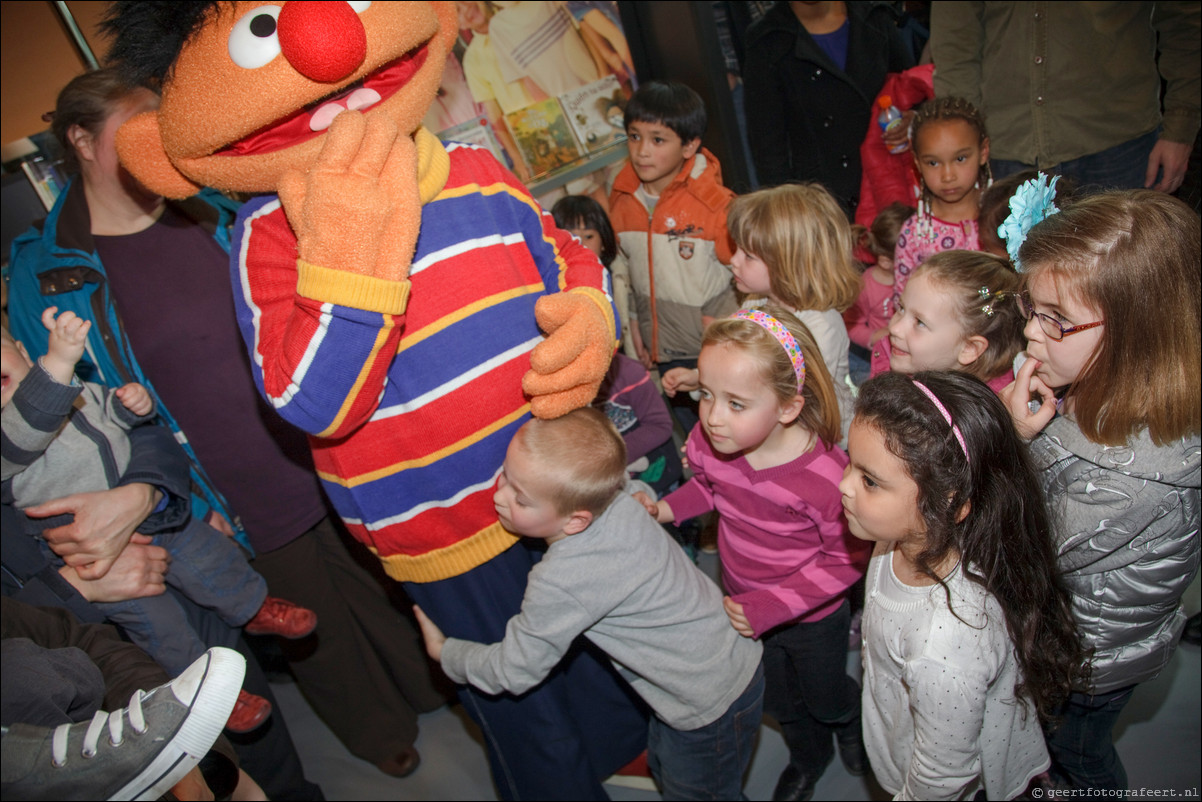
{"left": 2, "top": 363, "right": 153, "bottom": 508}
{"left": 440, "top": 492, "right": 763, "bottom": 730}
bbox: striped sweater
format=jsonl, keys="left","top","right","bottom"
{"left": 664, "top": 426, "right": 870, "bottom": 636}
{"left": 231, "top": 137, "right": 615, "bottom": 583}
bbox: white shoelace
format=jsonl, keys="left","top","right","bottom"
{"left": 51, "top": 689, "right": 150, "bottom": 767}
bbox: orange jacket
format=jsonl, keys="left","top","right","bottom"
{"left": 609, "top": 149, "right": 737, "bottom": 362}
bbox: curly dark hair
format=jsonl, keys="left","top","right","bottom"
{"left": 855, "top": 371, "right": 1088, "bottom": 722}
{"left": 100, "top": 2, "right": 225, "bottom": 87}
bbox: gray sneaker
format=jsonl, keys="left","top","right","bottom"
{"left": 1, "top": 646, "right": 245, "bottom": 801}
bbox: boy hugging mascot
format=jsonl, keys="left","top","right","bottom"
{"left": 103, "top": 2, "right": 646, "bottom": 798}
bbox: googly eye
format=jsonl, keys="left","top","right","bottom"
{"left": 347, "top": 1, "right": 372, "bottom": 12}
{"left": 228, "top": 5, "right": 283, "bottom": 69}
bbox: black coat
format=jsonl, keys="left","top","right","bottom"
{"left": 743, "top": 1, "right": 913, "bottom": 217}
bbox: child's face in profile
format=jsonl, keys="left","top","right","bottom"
{"left": 626, "top": 119, "right": 699, "bottom": 196}
{"left": 888, "top": 272, "right": 976, "bottom": 374}
{"left": 1021, "top": 271, "right": 1105, "bottom": 390}
{"left": 730, "top": 247, "right": 772, "bottom": 296}
{"left": 493, "top": 435, "right": 573, "bottom": 544}
{"left": 0, "top": 333, "right": 33, "bottom": 409}
{"left": 839, "top": 418, "right": 924, "bottom": 543}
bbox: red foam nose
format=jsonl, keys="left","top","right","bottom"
{"left": 277, "top": 1, "right": 367, "bottom": 83}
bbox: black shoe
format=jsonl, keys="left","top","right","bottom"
{"left": 773, "top": 763, "right": 820, "bottom": 802}
{"left": 836, "top": 719, "right": 867, "bottom": 777}
{"left": 1182, "top": 613, "right": 1202, "bottom": 647}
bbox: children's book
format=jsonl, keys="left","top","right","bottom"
{"left": 558, "top": 75, "right": 627, "bottom": 154}
{"left": 504, "top": 98, "right": 583, "bottom": 178}
{"left": 438, "top": 114, "right": 508, "bottom": 166}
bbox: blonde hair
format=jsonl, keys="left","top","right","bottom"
{"left": 515, "top": 408, "right": 628, "bottom": 517}
{"left": 727, "top": 184, "right": 861, "bottom": 313}
{"left": 913, "top": 250, "right": 1024, "bottom": 382}
{"left": 702, "top": 304, "right": 841, "bottom": 446}
{"left": 1018, "top": 190, "right": 1201, "bottom": 446}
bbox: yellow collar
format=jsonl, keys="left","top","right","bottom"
{"left": 415, "top": 126, "right": 450, "bottom": 205}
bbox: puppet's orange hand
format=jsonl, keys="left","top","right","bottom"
{"left": 523, "top": 292, "right": 615, "bottom": 419}
{"left": 278, "top": 111, "right": 419, "bottom": 283}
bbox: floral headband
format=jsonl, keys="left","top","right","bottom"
{"left": 997, "top": 172, "right": 1061, "bottom": 272}
{"left": 734, "top": 309, "right": 806, "bottom": 392}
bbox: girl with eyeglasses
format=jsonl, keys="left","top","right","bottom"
{"left": 1002, "top": 190, "right": 1201, "bottom": 792}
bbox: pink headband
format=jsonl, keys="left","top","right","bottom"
{"left": 734, "top": 309, "right": 806, "bottom": 391}
{"left": 912, "top": 380, "right": 969, "bottom": 463}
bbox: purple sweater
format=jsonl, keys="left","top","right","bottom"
{"left": 665, "top": 426, "right": 870, "bottom": 636}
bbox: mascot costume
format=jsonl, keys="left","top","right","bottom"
{"left": 102, "top": 2, "right": 646, "bottom": 798}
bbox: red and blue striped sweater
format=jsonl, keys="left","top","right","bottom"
{"left": 231, "top": 137, "right": 615, "bottom": 583}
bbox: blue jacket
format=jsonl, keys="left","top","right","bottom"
{"left": 5, "top": 179, "right": 251, "bottom": 551}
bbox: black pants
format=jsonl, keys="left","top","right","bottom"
{"left": 762, "top": 600, "right": 860, "bottom": 776}
{"left": 252, "top": 516, "right": 448, "bottom": 765}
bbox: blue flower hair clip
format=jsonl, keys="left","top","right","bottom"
{"left": 997, "top": 172, "right": 1061, "bottom": 272}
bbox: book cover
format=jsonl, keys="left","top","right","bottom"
{"left": 438, "top": 114, "right": 508, "bottom": 166}
{"left": 504, "top": 98, "right": 583, "bottom": 178}
{"left": 558, "top": 75, "right": 627, "bottom": 153}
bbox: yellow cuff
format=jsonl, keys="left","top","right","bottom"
{"left": 297, "top": 260, "right": 411, "bottom": 315}
{"left": 370, "top": 523, "right": 520, "bottom": 583}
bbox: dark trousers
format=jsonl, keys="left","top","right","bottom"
{"left": 763, "top": 600, "right": 860, "bottom": 777}
{"left": 252, "top": 516, "right": 447, "bottom": 765}
{"left": 1045, "top": 685, "right": 1136, "bottom": 791}
{"left": 647, "top": 662, "right": 764, "bottom": 801}
{"left": 1, "top": 637, "right": 106, "bottom": 727}
{"left": 658, "top": 358, "right": 700, "bottom": 435}
{"left": 992, "top": 130, "right": 1158, "bottom": 193}
{"left": 406, "top": 540, "right": 649, "bottom": 801}
{"left": 177, "top": 586, "right": 324, "bottom": 800}
{"left": 86, "top": 516, "right": 267, "bottom": 675}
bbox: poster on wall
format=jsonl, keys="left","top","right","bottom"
{"left": 427, "top": 1, "right": 636, "bottom": 197}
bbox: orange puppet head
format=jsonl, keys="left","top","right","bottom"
{"left": 104, "top": 1, "right": 458, "bottom": 198}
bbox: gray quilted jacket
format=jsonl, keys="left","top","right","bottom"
{"left": 1030, "top": 417, "right": 1200, "bottom": 694}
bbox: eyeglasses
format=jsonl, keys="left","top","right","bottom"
{"left": 1016, "top": 293, "right": 1104, "bottom": 341}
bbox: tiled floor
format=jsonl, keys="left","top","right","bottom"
{"left": 272, "top": 560, "right": 1202, "bottom": 801}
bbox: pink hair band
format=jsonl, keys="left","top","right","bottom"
{"left": 912, "top": 380, "right": 969, "bottom": 463}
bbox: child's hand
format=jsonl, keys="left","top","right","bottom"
{"left": 1000, "top": 356, "right": 1057, "bottom": 440}
{"left": 723, "top": 596, "right": 755, "bottom": 638}
{"left": 413, "top": 605, "right": 447, "bottom": 662}
{"left": 632, "top": 491, "right": 659, "bottom": 517}
{"left": 661, "top": 366, "right": 699, "bottom": 398}
{"left": 116, "top": 383, "right": 153, "bottom": 417}
{"left": 868, "top": 326, "right": 889, "bottom": 345}
{"left": 40, "top": 307, "right": 91, "bottom": 385}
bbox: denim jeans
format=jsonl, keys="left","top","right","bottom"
{"left": 1045, "top": 684, "right": 1136, "bottom": 791}
{"left": 991, "top": 130, "right": 1158, "bottom": 193}
{"left": 44, "top": 516, "right": 267, "bottom": 676}
{"left": 647, "top": 662, "right": 765, "bottom": 801}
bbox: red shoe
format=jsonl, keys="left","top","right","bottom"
{"left": 244, "top": 596, "right": 317, "bottom": 639}
{"left": 226, "top": 690, "right": 272, "bottom": 733}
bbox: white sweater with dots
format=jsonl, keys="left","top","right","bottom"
{"left": 861, "top": 545, "right": 1049, "bottom": 801}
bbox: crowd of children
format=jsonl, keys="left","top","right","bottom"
{"left": 414, "top": 80, "right": 1198, "bottom": 801}
{"left": 4, "top": 56, "right": 1198, "bottom": 802}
